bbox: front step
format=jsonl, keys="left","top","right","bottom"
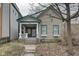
{"left": 24, "top": 45, "right": 36, "bottom": 52}
{"left": 24, "top": 52, "right": 35, "bottom": 56}
{"left": 24, "top": 45, "right": 36, "bottom": 56}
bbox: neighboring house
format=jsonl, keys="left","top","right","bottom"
{"left": 17, "top": 5, "right": 79, "bottom": 41}
{"left": 0, "top": 3, "right": 22, "bottom": 40}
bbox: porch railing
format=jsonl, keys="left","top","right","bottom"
{"left": 19, "top": 33, "right": 28, "bottom": 39}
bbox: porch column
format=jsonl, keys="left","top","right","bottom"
{"left": 36, "top": 23, "right": 39, "bottom": 38}
{"left": 19, "top": 23, "right": 22, "bottom": 39}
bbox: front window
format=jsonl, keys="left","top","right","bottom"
{"left": 41, "top": 25, "right": 47, "bottom": 36}
{"left": 53, "top": 25, "right": 59, "bottom": 36}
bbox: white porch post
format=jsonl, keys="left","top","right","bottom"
{"left": 36, "top": 23, "right": 39, "bottom": 38}
{"left": 19, "top": 23, "right": 22, "bottom": 39}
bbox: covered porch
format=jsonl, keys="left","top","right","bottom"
{"left": 17, "top": 15, "right": 41, "bottom": 39}
{"left": 19, "top": 23, "right": 39, "bottom": 39}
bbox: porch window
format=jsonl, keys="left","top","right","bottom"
{"left": 53, "top": 25, "right": 59, "bottom": 36}
{"left": 41, "top": 25, "right": 47, "bottom": 36}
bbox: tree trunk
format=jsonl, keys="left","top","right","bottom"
{"left": 66, "top": 20, "right": 74, "bottom": 55}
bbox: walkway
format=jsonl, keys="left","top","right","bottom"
{"left": 23, "top": 45, "right": 37, "bottom": 56}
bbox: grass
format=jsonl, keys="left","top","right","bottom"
{"left": 36, "top": 42, "right": 67, "bottom": 56}
{"left": 39, "top": 39, "right": 61, "bottom": 43}
{"left": 16, "top": 39, "right": 37, "bottom": 45}
{"left": 0, "top": 39, "right": 64, "bottom": 56}
{"left": 0, "top": 41, "right": 25, "bottom": 56}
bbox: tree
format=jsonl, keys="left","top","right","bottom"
{"left": 29, "top": 3, "right": 79, "bottom": 55}
{"left": 50, "top": 3, "right": 79, "bottom": 55}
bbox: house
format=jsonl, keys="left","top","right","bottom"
{"left": 0, "top": 3, "right": 79, "bottom": 42}
{"left": 0, "top": 3, "right": 22, "bottom": 40}
{"left": 17, "top": 6, "right": 65, "bottom": 40}
{"left": 17, "top": 5, "right": 79, "bottom": 41}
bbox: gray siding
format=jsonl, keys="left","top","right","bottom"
{"left": 10, "top": 4, "right": 19, "bottom": 39}
{"left": 2, "top": 4, "right": 9, "bottom": 37}
{"left": 38, "top": 9, "right": 63, "bottom": 39}
{"left": 0, "top": 3, "right": 2, "bottom": 38}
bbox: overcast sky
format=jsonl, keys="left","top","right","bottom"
{"left": 16, "top": 3, "right": 48, "bottom": 16}
{"left": 16, "top": 3, "right": 42, "bottom": 16}
{"left": 17, "top": 3, "right": 30, "bottom": 16}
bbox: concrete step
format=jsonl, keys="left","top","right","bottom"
{"left": 25, "top": 49, "right": 36, "bottom": 53}
{"left": 24, "top": 45, "right": 36, "bottom": 53}
{"left": 24, "top": 53, "right": 35, "bottom": 56}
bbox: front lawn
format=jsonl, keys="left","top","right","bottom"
{"left": 36, "top": 43, "right": 68, "bottom": 56}
{"left": 16, "top": 39, "right": 37, "bottom": 45}
{"left": 0, "top": 41, "right": 25, "bottom": 56}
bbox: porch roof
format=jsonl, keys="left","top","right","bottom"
{"left": 17, "top": 15, "right": 41, "bottom": 23}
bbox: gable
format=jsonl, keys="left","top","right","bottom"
{"left": 38, "top": 7, "right": 60, "bottom": 19}
{"left": 38, "top": 7, "right": 62, "bottom": 26}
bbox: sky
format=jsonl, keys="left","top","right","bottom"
{"left": 17, "top": 3, "right": 30, "bottom": 16}
{"left": 16, "top": 3, "right": 42, "bottom": 16}
{"left": 16, "top": 3, "right": 48, "bottom": 16}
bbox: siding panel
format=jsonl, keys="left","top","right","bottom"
{"left": 2, "top": 4, "right": 9, "bottom": 37}
{"left": 0, "top": 4, "right": 2, "bottom": 38}
{"left": 10, "top": 4, "right": 18, "bottom": 39}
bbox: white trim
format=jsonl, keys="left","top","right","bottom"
{"left": 41, "top": 34, "right": 47, "bottom": 36}
{"left": 20, "top": 23, "right": 38, "bottom": 25}
{"left": 19, "top": 23, "right": 22, "bottom": 39}
{"left": 53, "top": 35, "right": 60, "bottom": 36}
{"left": 36, "top": 23, "right": 39, "bottom": 38}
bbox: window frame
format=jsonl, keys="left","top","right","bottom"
{"left": 41, "top": 25, "right": 47, "bottom": 36}
{"left": 53, "top": 25, "right": 60, "bottom": 36}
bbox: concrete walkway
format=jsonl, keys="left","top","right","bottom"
{"left": 24, "top": 45, "right": 37, "bottom": 56}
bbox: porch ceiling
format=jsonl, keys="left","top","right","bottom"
{"left": 22, "top": 24, "right": 36, "bottom": 27}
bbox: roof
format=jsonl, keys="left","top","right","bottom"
{"left": 17, "top": 5, "right": 60, "bottom": 22}
{"left": 30, "top": 5, "right": 60, "bottom": 18}
{"left": 17, "top": 15, "right": 41, "bottom": 23}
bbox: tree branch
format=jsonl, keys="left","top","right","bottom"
{"left": 54, "top": 3, "right": 66, "bottom": 21}
{"left": 65, "top": 3, "right": 71, "bottom": 21}
{"left": 38, "top": 3, "right": 48, "bottom": 7}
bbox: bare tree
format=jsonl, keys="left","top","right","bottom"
{"left": 28, "top": 3, "right": 49, "bottom": 14}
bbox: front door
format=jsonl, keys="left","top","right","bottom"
{"left": 27, "top": 27, "right": 36, "bottom": 37}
